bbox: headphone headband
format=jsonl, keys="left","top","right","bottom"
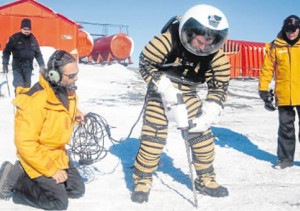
{"left": 48, "top": 50, "right": 66, "bottom": 85}
{"left": 51, "top": 50, "right": 66, "bottom": 71}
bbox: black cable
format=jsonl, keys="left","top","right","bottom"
{"left": 68, "top": 112, "right": 117, "bottom": 165}
{"left": 69, "top": 81, "right": 150, "bottom": 165}
{"left": 126, "top": 85, "right": 151, "bottom": 139}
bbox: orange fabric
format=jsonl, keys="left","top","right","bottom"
{"left": 13, "top": 74, "right": 79, "bottom": 179}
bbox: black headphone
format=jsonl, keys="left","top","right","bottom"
{"left": 48, "top": 51, "right": 66, "bottom": 85}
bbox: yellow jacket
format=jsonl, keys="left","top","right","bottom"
{"left": 259, "top": 33, "right": 300, "bottom": 106}
{"left": 13, "top": 74, "right": 79, "bottom": 179}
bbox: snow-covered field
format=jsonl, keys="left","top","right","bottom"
{"left": 0, "top": 57, "right": 299, "bottom": 210}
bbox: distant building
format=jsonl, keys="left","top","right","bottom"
{"left": 0, "top": 0, "right": 93, "bottom": 60}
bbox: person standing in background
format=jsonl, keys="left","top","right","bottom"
{"left": 259, "top": 15, "right": 300, "bottom": 169}
{"left": 2, "top": 18, "right": 45, "bottom": 90}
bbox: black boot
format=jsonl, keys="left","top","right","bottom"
{"left": 131, "top": 178, "right": 151, "bottom": 203}
{"left": 273, "top": 160, "right": 293, "bottom": 169}
{"left": 0, "top": 161, "right": 24, "bottom": 200}
{"left": 131, "top": 191, "right": 150, "bottom": 203}
{"left": 0, "top": 161, "right": 13, "bottom": 199}
{"left": 195, "top": 173, "right": 229, "bottom": 198}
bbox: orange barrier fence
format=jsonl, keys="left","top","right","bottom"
{"left": 223, "top": 40, "right": 267, "bottom": 78}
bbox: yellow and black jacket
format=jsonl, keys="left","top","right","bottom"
{"left": 139, "top": 22, "right": 231, "bottom": 106}
{"left": 13, "top": 74, "right": 79, "bottom": 179}
{"left": 259, "top": 32, "right": 300, "bottom": 106}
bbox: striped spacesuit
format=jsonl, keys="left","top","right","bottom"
{"left": 131, "top": 4, "right": 231, "bottom": 203}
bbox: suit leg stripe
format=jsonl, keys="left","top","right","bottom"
{"left": 196, "top": 166, "right": 214, "bottom": 175}
{"left": 188, "top": 133, "right": 214, "bottom": 146}
{"left": 136, "top": 158, "right": 159, "bottom": 169}
{"left": 134, "top": 168, "right": 152, "bottom": 178}
{"left": 140, "top": 135, "right": 167, "bottom": 145}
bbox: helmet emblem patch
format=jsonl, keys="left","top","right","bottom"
{"left": 208, "top": 15, "right": 222, "bottom": 28}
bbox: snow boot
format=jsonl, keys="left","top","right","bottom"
{"left": 131, "top": 177, "right": 151, "bottom": 203}
{"left": 131, "top": 190, "right": 150, "bottom": 203}
{"left": 0, "top": 161, "right": 14, "bottom": 199}
{"left": 0, "top": 161, "right": 24, "bottom": 200}
{"left": 273, "top": 161, "right": 293, "bottom": 169}
{"left": 195, "top": 173, "right": 229, "bottom": 197}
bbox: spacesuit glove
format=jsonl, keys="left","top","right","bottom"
{"left": 3, "top": 64, "right": 8, "bottom": 73}
{"left": 155, "top": 74, "right": 181, "bottom": 106}
{"left": 153, "top": 75, "right": 189, "bottom": 128}
{"left": 189, "top": 101, "right": 222, "bottom": 133}
{"left": 164, "top": 100, "right": 189, "bottom": 129}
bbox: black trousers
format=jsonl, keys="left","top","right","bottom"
{"left": 12, "top": 60, "right": 33, "bottom": 88}
{"left": 277, "top": 106, "right": 300, "bottom": 162}
{"left": 13, "top": 161, "right": 85, "bottom": 210}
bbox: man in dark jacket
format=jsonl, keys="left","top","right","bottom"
{"left": 2, "top": 18, "right": 45, "bottom": 89}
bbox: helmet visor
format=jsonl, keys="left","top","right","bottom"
{"left": 180, "top": 18, "right": 228, "bottom": 56}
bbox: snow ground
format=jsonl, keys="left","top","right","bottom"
{"left": 0, "top": 55, "right": 299, "bottom": 210}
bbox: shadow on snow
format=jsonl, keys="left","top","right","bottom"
{"left": 109, "top": 126, "right": 300, "bottom": 194}
{"left": 212, "top": 126, "right": 300, "bottom": 167}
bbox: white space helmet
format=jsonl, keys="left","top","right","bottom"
{"left": 179, "top": 4, "right": 229, "bottom": 56}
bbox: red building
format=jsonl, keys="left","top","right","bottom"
{"left": 0, "top": 0, "right": 93, "bottom": 59}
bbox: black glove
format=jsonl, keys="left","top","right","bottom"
{"left": 3, "top": 64, "right": 8, "bottom": 73}
{"left": 259, "top": 90, "right": 273, "bottom": 103}
{"left": 259, "top": 90, "right": 276, "bottom": 111}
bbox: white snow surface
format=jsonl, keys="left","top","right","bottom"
{"left": 0, "top": 51, "right": 300, "bottom": 210}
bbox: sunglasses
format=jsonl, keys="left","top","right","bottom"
{"left": 62, "top": 72, "right": 78, "bottom": 79}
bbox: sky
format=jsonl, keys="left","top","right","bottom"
{"left": 0, "top": 48, "right": 300, "bottom": 210}
{"left": 1, "top": 0, "right": 300, "bottom": 66}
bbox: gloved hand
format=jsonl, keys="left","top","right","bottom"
{"left": 154, "top": 75, "right": 189, "bottom": 129}
{"left": 155, "top": 74, "right": 181, "bottom": 107}
{"left": 3, "top": 64, "right": 8, "bottom": 73}
{"left": 167, "top": 94, "right": 190, "bottom": 130}
{"left": 259, "top": 90, "right": 273, "bottom": 104}
{"left": 259, "top": 90, "right": 276, "bottom": 111}
{"left": 189, "top": 101, "right": 222, "bottom": 133}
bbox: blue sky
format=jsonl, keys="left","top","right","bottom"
{"left": 2, "top": 0, "right": 300, "bottom": 66}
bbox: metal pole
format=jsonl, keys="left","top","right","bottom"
{"left": 4, "top": 72, "right": 11, "bottom": 97}
{"left": 183, "top": 133, "right": 198, "bottom": 208}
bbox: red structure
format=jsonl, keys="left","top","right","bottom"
{"left": 89, "top": 33, "right": 133, "bottom": 65}
{"left": 223, "top": 40, "right": 267, "bottom": 78}
{"left": 0, "top": 0, "right": 93, "bottom": 59}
